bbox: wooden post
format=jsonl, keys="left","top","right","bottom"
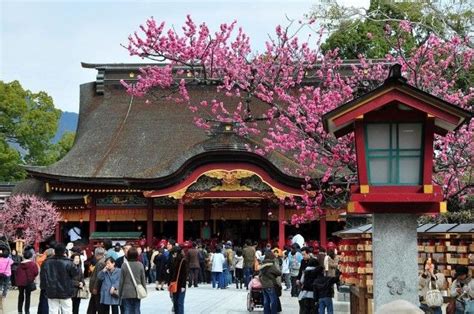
{"left": 320, "top": 215, "right": 327, "bottom": 249}
{"left": 89, "top": 200, "right": 96, "bottom": 239}
{"left": 147, "top": 199, "right": 153, "bottom": 247}
{"left": 177, "top": 200, "right": 184, "bottom": 243}
{"left": 55, "top": 223, "right": 61, "bottom": 242}
{"left": 278, "top": 202, "right": 285, "bottom": 249}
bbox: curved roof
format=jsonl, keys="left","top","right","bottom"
{"left": 26, "top": 81, "right": 307, "bottom": 188}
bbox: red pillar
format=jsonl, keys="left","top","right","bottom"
{"left": 278, "top": 202, "right": 285, "bottom": 249}
{"left": 177, "top": 200, "right": 184, "bottom": 244}
{"left": 320, "top": 215, "right": 327, "bottom": 249}
{"left": 89, "top": 201, "right": 96, "bottom": 240}
{"left": 147, "top": 199, "right": 154, "bottom": 247}
{"left": 55, "top": 223, "right": 61, "bottom": 242}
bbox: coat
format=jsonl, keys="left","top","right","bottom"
{"left": 418, "top": 271, "right": 446, "bottom": 303}
{"left": 169, "top": 256, "right": 188, "bottom": 293}
{"left": 89, "top": 257, "right": 106, "bottom": 294}
{"left": 98, "top": 268, "right": 121, "bottom": 305}
{"left": 186, "top": 248, "right": 200, "bottom": 269}
{"left": 211, "top": 253, "right": 225, "bottom": 273}
{"left": 71, "top": 264, "right": 85, "bottom": 298}
{"left": 154, "top": 253, "right": 168, "bottom": 282}
{"left": 15, "top": 260, "right": 38, "bottom": 287}
{"left": 40, "top": 255, "right": 77, "bottom": 299}
{"left": 119, "top": 260, "right": 146, "bottom": 299}
{"left": 259, "top": 259, "right": 281, "bottom": 289}
{"left": 313, "top": 272, "right": 339, "bottom": 299}
{"left": 242, "top": 246, "right": 256, "bottom": 268}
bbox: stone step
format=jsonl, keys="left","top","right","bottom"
{"left": 334, "top": 300, "right": 350, "bottom": 313}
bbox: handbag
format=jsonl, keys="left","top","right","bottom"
{"left": 125, "top": 261, "right": 147, "bottom": 299}
{"left": 168, "top": 259, "right": 184, "bottom": 294}
{"left": 27, "top": 282, "right": 36, "bottom": 292}
{"left": 425, "top": 279, "right": 443, "bottom": 308}
{"left": 106, "top": 272, "right": 119, "bottom": 298}
{"left": 77, "top": 286, "right": 90, "bottom": 299}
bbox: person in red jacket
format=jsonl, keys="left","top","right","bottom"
{"left": 15, "top": 250, "right": 39, "bottom": 314}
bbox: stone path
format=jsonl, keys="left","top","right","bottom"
{"left": 2, "top": 283, "right": 349, "bottom": 314}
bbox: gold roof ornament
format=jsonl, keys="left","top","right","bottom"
{"left": 204, "top": 170, "right": 254, "bottom": 191}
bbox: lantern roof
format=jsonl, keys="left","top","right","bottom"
{"left": 322, "top": 64, "right": 472, "bottom": 138}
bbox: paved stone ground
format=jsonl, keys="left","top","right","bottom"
{"left": 2, "top": 284, "right": 349, "bottom": 314}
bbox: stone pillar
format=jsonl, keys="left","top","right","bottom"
{"left": 373, "top": 213, "right": 419, "bottom": 310}
{"left": 177, "top": 200, "right": 184, "bottom": 243}
{"left": 319, "top": 216, "right": 327, "bottom": 249}
{"left": 278, "top": 202, "right": 285, "bottom": 249}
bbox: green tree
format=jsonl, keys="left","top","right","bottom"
{"left": 311, "top": 0, "right": 473, "bottom": 59}
{"left": 53, "top": 131, "right": 75, "bottom": 161}
{"left": 0, "top": 80, "right": 61, "bottom": 181}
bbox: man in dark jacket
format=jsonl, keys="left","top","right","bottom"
{"left": 313, "top": 266, "right": 339, "bottom": 314}
{"left": 40, "top": 243, "right": 77, "bottom": 313}
{"left": 87, "top": 247, "right": 106, "bottom": 314}
{"left": 297, "top": 247, "right": 313, "bottom": 285}
{"left": 186, "top": 242, "right": 200, "bottom": 288}
{"left": 259, "top": 252, "right": 282, "bottom": 314}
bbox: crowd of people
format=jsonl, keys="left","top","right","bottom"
{"left": 0, "top": 236, "right": 473, "bottom": 314}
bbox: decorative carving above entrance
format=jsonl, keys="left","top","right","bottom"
{"left": 96, "top": 195, "right": 147, "bottom": 206}
{"left": 204, "top": 170, "right": 254, "bottom": 191}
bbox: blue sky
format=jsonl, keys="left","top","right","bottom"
{"left": 1, "top": 0, "right": 368, "bottom": 113}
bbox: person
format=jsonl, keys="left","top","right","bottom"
{"left": 10, "top": 249, "right": 22, "bottom": 290}
{"left": 289, "top": 244, "right": 302, "bottom": 297}
{"left": 198, "top": 245, "right": 208, "bottom": 284}
{"left": 298, "top": 258, "right": 318, "bottom": 314}
{"left": 115, "top": 244, "right": 131, "bottom": 269}
{"left": 418, "top": 258, "right": 446, "bottom": 314}
{"left": 259, "top": 251, "right": 282, "bottom": 314}
{"left": 316, "top": 247, "right": 327, "bottom": 272}
{"left": 186, "top": 242, "right": 200, "bottom": 288}
{"left": 71, "top": 254, "right": 85, "bottom": 314}
{"left": 154, "top": 248, "right": 167, "bottom": 291}
{"left": 211, "top": 246, "right": 225, "bottom": 289}
{"left": 97, "top": 257, "right": 121, "bottom": 314}
{"left": 40, "top": 243, "right": 77, "bottom": 313}
{"left": 137, "top": 247, "right": 149, "bottom": 283}
{"left": 87, "top": 247, "right": 106, "bottom": 314}
{"left": 104, "top": 240, "right": 118, "bottom": 261}
{"left": 243, "top": 239, "right": 256, "bottom": 289}
{"left": 225, "top": 242, "right": 234, "bottom": 287}
{"left": 281, "top": 250, "right": 291, "bottom": 291}
{"left": 149, "top": 248, "right": 158, "bottom": 284}
{"left": 450, "top": 266, "right": 471, "bottom": 314}
{"left": 313, "top": 265, "right": 340, "bottom": 314}
{"left": 0, "top": 247, "right": 13, "bottom": 301}
{"left": 37, "top": 248, "right": 55, "bottom": 314}
{"left": 326, "top": 250, "right": 338, "bottom": 278}
{"left": 119, "top": 247, "right": 146, "bottom": 314}
{"left": 234, "top": 248, "right": 244, "bottom": 289}
{"left": 169, "top": 247, "right": 188, "bottom": 314}
{"left": 15, "top": 249, "right": 38, "bottom": 314}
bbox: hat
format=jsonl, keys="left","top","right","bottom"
{"left": 455, "top": 266, "right": 469, "bottom": 276}
{"left": 66, "top": 242, "right": 74, "bottom": 250}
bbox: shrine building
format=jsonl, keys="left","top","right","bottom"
{"left": 13, "top": 63, "right": 346, "bottom": 249}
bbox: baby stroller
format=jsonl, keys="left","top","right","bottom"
{"left": 247, "top": 276, "right": 264, "bottom": 312}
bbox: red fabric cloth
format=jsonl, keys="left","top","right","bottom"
{"left": 15, "top": 261, "right": 38, "bottom": 287}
